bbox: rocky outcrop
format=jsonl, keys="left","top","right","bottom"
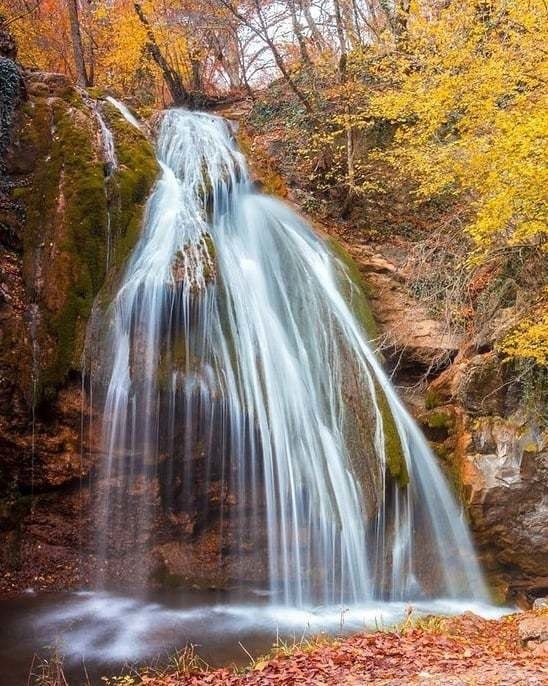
{"left": 424, "top": 354, "right": 547, "bottom": 601}
{"left": 344, "top": 245, "right": 463, "bottom": 375}
{"left": 0, "top": 62, "right": 158, "bottom": 592}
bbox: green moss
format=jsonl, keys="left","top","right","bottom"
{"left": 16, "top": 89, "right": 158, "bottom": 400}
{"left": 102, "top": 101, "right": 158, "bottom": 273}
{"left": 325, "top": 238, "right": 407, "bottom": 485}
{"left": 375, "top": 385, "right": 409, "bottom": 487}
{"left": 15, "top": 92, "right": 107, "bottom": 395}
{"left": 49, "top": 106, "right": 108, "bottom": 392}
{"left": 86, "top": 86, "right": 105, "bottom": 100}
{"left": 425, "top": 389, "right": 441, "bottom": 410}
{"left": 431, "top": 441, "right": 450, "bottom": 461}
{"left": 204, "top": 233, "right": 216, "bottom": 260}
{"left": 427, "top": 411, "right": 453, "bottom": 431}
{"left": 327, "top": 238, "right": 377, "bottom": 340}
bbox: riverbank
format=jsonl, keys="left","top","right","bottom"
{"left": 91, "top": 609, "right": 548, "bottom": 686}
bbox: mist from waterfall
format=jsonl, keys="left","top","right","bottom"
{"left": 92, "top": 108, "right": 488, "bottom": 607}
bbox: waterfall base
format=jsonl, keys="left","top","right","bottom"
{"left": 0, "top": 589, "right": 509, "bottom": 686}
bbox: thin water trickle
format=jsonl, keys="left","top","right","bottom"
{"left": 94, "top": 104, "right": 117, "bottom": 270}
{"left": 91, "top": 109, "right": 488, "bottom": 607}
{"left": 105, "top": 95, "right": 143, "bottom": 130}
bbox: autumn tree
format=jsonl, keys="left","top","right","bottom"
{"left": 66, "top": 0, "right": 90, "bottom": 85}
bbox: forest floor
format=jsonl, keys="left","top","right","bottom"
{"left": 118, "top": 609, "right": 548, "bottom": 686}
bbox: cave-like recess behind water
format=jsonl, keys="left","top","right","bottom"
{"left": 92, "top": 106, "right": 488, "bottom": 607}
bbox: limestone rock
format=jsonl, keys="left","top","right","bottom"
{"left": 461, "top": 412, "right": 548, "bottom": 578}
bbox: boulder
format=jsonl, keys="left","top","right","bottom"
{"left": 518, "top": 615, "right": 548, "bottom": 644}
{"left": 459, "top": 409, "right": 548, "bottom": 579}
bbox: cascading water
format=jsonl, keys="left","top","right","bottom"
{"left": 93, "top": 108, "right": 488, "bottom": 607}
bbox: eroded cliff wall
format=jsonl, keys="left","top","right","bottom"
{"left": 0, "top": 52, "right": 158, "bottom": 591}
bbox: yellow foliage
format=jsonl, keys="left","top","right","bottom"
{"left": 2, "top": 0, "right": 72, "bottom": 75}
{"left": 498, "top": 311, "right": 548, "bottom": 365}
{"left": 294, "top": 0, "right": 547, "bottom": 366}
{"left": 2, "top": 0, "right": 195, "bottom": 103}
{"left": 363, "top": 0, "right": 547, "bottom": 259}
{"left": 91, "top": 1, "right": 150, "bottom": 94}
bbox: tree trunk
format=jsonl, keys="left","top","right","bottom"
{"left": 334, "top": 0, "right": 355, "bottom": 216}
{"left": 299, "top": 0, "right": 326, "bottom": 52}
{"left": 351, "top": 0, "right": 363, "bottom": 44}
{"left": 134, "top": 3, "right": 190, "bottom": 106}
{"left": 66, "top": 0, "right": 89, "bottom": 87}
{"left": 289, "top": 0, "right": 312, "bottom": 68}
{"left": 333, "top": 0, "right": 347, "bottom": 77}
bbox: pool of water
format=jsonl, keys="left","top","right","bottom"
{"left": 0, "top": 589, "right": 510, "bottom": 685}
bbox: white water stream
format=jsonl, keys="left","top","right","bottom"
{"left": 93, "top": 108, "right": 488, "bottom": 607}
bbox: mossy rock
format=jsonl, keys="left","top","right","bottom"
{"left": 430, "top": 441, "right": 451, "bottom": 461}
{"left": 375, "top": 385, "right": 409, "bottom": 487}
{"left": 425, "top": 389, "right": 442, "bottom": 410}
{"left": 326, "top": 238, "right": 408, "bottom": 487}
{"left": 101, "top": 100, "right": 158, "bottom": 274}
{"left": 327, "top": 237, "right": 377, "bottom": 340}
{"left": 16, "top": 91, "right": 108, "bottom": 397}
{"left": 12, "top": 85, "right": 158, "bottom": 401}
{"left": 427, "top": 410, "right": 454, "bottom": 431}
{"left": 236, "top": 128, "right": 288, "bottom": 197}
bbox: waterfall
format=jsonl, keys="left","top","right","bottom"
{"left": 92, "top": 109, "right": 488, "bottom": 607}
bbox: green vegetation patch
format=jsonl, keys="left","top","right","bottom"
{"left": 18, "top": 92, "right": 108, "bottom": 397}
{"left": 376, "top": 385, "right": 409, "bottom": 487}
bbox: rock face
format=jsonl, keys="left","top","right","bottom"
{"left": 0, "top": 63, "right": 158, "bottom": 593}
{"left": 444, "top": 355, "right": 547, "bottom": 596}
{"left": 347, "top": 245, "right": 463, "bottom": 375}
